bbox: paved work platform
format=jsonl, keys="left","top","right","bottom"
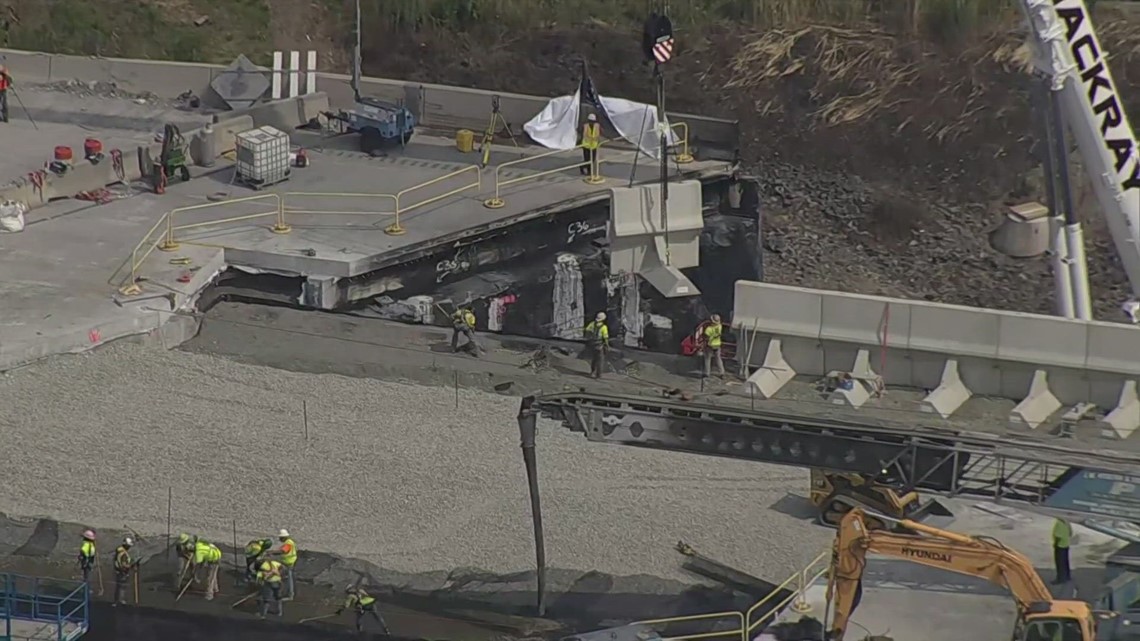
{"left": 5, "top": 618, "right": 85, "bottom": 641}
{"left": 0, "top": 88, "right": 731, "bottom": 371}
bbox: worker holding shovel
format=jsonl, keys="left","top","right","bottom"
{"left": 338, "top": 585, "right": 390, "bottom": 634}
{"left": 193, "top": 538, "right": 223, "bottom": 600}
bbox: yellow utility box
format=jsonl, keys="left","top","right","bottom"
{"left": 455, "top": 129, "right": 475, "bottom": 153}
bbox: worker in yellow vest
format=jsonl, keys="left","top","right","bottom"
{"left": 256, "top": 559, "right": 284, "bottom": 618}
{"left": 451, "top": 306, "right": 481, "bottom": 356}
{"left": 584, "top": 312, "right": 610, "bottom": 379}
{"left": 580, "top": 113, "right": 601, "bottom": 176}
{"left": 267, "top": 528, "right": 298, "bottom": 599}
{"left": 1052, "top": 518, "right": 1072, "bottom": 584}
{"left": 194, "top": 539, "right": 223, "bottom": 600}
{"left": 112, "top": 537, "right": 136, "bottom": 607}
{"left": 78, "top": 530, "right": 97, "bottom": 584}
{"left": 699, "top": 314, "right": 726, "bottom": 378}
{"left": 338, "top": 585, "right": 390, "bottom": 633}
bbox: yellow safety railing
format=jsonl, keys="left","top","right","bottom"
{"left": 389, "top": 164, "right": 482, "bottom": 236}
{"left": 671, "top": 122, "right": 694, "bottom": 164}
{"left": 158, "top": 193, "right": 287, "bottom": 252}
{"left": 281, "top": 192, "right": 398, "bottom": 230}
{"left": 630, "top": 549, "right": 830, "bottom": 641}
{"left": 483, "top": 145, "right": 604, "bottom": 209}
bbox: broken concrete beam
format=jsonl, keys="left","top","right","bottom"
{"left": 1059, "top": 402, "right": 1097, "bottom": 437}
{"left": 1010, "top": 369, "right": 1061, "bottom": 430}
{"left": 746, "top": 338, "right": 796, "bottom": 400}
{"left": 827, "top": 349, "right": 880, "bottom": 409}
{"left": 921, "top": 359, "right": 971, "bottom": 419}
{"left": 1096, "top": 380, "right": 1140, "bottom": 440}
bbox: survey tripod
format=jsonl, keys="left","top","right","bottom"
{"left": 479, "top": 94, "right": 519, "bottom": 166}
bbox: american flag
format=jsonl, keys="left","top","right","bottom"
{"left": 653, "top": 37, "right": 674, "bottom": 64}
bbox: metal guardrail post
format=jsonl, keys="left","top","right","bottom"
{"left": 790, "top": 565, "right": 813, "bottom": 613}
{"left": 484, "top": 146, "right": 591, "bottom": 209}
{"left": 390, "top": 165, "right": 482, "bottom": 236}
{"left": 672, "top": 122, "right": 694, "bottom": 164}
{"left": 583, "top": 145, "right": 605, "bottom": 185}
{"left": 158, "top": 211, "right": 179, "bottom": 252}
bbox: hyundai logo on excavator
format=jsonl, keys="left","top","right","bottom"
{"left": 1054, "top": 0, "right": 1140, "bottom": 191}
{"left": 900, "top": 547, "right": 952, "bottom": 563}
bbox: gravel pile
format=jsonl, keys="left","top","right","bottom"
{"left": 0, "top": 343, "right": 829, "bottom": 583}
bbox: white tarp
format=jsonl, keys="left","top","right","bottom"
{"left": 524, "top": 92, "right": 679, "bottom": 159}
{"left": 0, "top": 200, "right": 26, "bottom": 233}
{"left": 599, "top": 96, "right": 678, "bottom": 160}
{"left": 523, "top": 89, "right": 581, "bottom": 151}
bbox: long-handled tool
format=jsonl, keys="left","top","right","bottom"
{"left": 175, "top": 574, "right": 195, "bottom": 602}
{"left": 298, "top": 613, "right": 339, "bottom": 624}
{"left": 231, "top": 591, "right": 259, "bottom": 608}
{"left": 8, "top": 87, "right": 37, "bottom": 130}
{"left": 95, "top": 561, "right": 104, "bottom": 596}
{"left": 133, "top": 569, "right": 140, "bottom": 605}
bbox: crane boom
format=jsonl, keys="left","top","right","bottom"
{"left": 826, "top": 508, "right": 1097, "bottom": 641}
{"left": 1019, "top": 0, "right": 1140, "bottom": 311}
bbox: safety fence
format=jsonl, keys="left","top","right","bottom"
{"left": 632, "top": 550, "right": 830, "bottom": 641}
{"left": 117, "top": 123, "right": 695, "bottom": 293}
{"left": 483, "top": 144, "right": 606, "bottom": 209}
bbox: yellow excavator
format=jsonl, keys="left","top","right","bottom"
{"left": 825, "top": 508, "right": 1104, "bottom": 641}
{"left": 809, "top": 469, "right": 953, "bottom": 531}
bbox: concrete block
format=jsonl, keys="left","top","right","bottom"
{"left": 0, "top": 49, "right": 53, "bottom": 82}
{"left": 996, "top": 312, "right": 1088, "bottom": 369}
{"left": 0, "top": 150, "right": 138, "bottom": 210}
{"left": 1010, "top": 369, "right": 1062, "bottom": 430}
{"left": 206, "top": 115, "right": 255, "bottom": 155}
{"left": 819, "top": 294, "right": 912, "bottom": 348}
{"left": 1087, "top": 322, "right": 1140, "bottom": 377}
{"left": 733, "top": 282, "right": 823, "bottom": 340}
{"left": 107, "top": 58, "right": 215, "bottom": 95}
{"left": 747, "top": 338, "right": 796, "bottom": 399}
{"left": 827, "top": 349, "right": 881, "bottom": 409}
{"left": 1097, "top": 381, "right": 1140, "bottom": 440}
{"left": 921, "top": 359, "right": 972, "bottom": 418}
{"left": 225, "top": 93, "right": 330, "bottom": 132}
{"left": 909, "top": 301, "right": 1000, "bottom": 359}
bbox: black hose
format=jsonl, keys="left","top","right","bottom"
{"left": 517, "top": 396, "right": 547, "bottom": 616}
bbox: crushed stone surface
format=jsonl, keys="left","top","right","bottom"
{"left": 0, "top": 342, "right": 830, "bottom": 583}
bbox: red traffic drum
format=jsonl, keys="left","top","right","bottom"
{"left": 54, "top": 146, "right": 74, "bottom": 162}
{"left": 84, "top": 138, "right": 103, "bottom": 157}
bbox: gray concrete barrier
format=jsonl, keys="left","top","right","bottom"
{"left": 0, "top": 48, "right": 739, "bottom": 153}
{"left": 733, "top": 281, "right": 1140, "bottom": 436}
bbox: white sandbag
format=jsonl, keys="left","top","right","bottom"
{"left": 0, "top": 200, "right": 27, "bottom": 233}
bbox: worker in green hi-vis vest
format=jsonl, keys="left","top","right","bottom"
{"left": 1052, "top": 518, "right": 1072, "bottom": 584}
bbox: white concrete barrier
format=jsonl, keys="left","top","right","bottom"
{"left": 0, "top": 48, "right": 741, "bottom": 153}
{"left": 734, "top": 281, "right": 1140, "bottom": 433}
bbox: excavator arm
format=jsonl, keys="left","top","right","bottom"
{"left": 826, "top": 508, "right": 1091, "bottom": 641}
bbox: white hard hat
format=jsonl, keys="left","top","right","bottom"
{"left": 587, "top": 114, "right": 597, "bottom": 122}
{"left": 595, "top": 312, "right": 606, "bottom": 321}
{"left": 124, "top": 537, "right": 134, "bottom": 546}
{"left": 82, "top": 529, "right": 96, "bottom": 540}
{"left": 1123, "top": 300, "right": 1140, "bottom": 324}
{"left": 278, "top": 529, "right": 290, "bottom": 538}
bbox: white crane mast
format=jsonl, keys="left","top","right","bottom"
{"left": 1017, "top": 0, "right": 1140, "bottom": 320}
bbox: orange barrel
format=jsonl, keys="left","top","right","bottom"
{"left": 54, "top": 146, "right": 74, "bottom": 162}
{"left": 84, "top": 138, "right": 103, "bottom": 157}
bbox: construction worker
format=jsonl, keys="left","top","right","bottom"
{"left": 256, "top": 559, "right": 284, "bottom": 618}
{"left": 112, "top": 537, "right": 136, "bottom": 607}
{"left": 244, "top": 537, "right": 273, "bottom": 583}
{"left": 338, "top": 585, "right": 390, "bottom": 634}
{"left": 1052, "top": 518, "right": 1072, "bottom": 584}
{"left": 699, "top": 314, "right": 726, "bottom": 378}
{"left": 451, "top": 306, "right": 481, "bottom": 356}
{"left": 176, "top": 533, "right": 196, "bottom": 561}
{"left": 78, "top": 530, "right": 96, "bottom": 584}
{"left": 0, "top": 65, "right": 10, "bottom": 124}
{"left": 266, "top": 529, "right": 298, "bottom": 600}
{"left": 580, "top": 113, "right": 601, "bottom": 176}
{"left": 584, "top": 312, "right": 610, "bottom": 379}
{"left": 193, "top": 538, "right": 223, "bottom": 600}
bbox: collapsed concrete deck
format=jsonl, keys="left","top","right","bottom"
{"left": 0, "top": 89, "right": 734, "bottom": 371}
